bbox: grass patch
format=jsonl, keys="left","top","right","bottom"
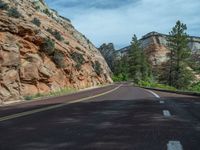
{"left": 137, "top": 80, "right": 200, "bottom": 94}
{"left": 137, "top": 80, "right": 177, "bottom": 91}
{"left": 24, "top": 87, "right": 76, "bottom": 101}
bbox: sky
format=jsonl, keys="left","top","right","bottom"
{"left": 45, "top": 0, "right": 200, "bottom": 49}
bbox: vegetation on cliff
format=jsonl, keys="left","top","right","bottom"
{"left": 0, "top": 0, "right": 112, "bottom": 103}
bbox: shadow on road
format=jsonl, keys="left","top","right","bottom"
{"left": 0, "top": 96, "right": 200, "bottom": 150}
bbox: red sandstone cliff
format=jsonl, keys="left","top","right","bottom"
{"left": 0, "top": 0, "right": 112, "bottom": 103}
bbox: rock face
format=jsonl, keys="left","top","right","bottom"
{"left": 117, "top": 31, "right": 200, "bottom": 67}
{"left": 0, "top": 0, "right": 112, "bottom": 103}
{"left": 98, "top": 43, "right": 116, "bottom": 72}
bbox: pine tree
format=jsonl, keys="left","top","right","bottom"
{"left": 113, "top": 55, "right": 129, "bottom": 81}
{"left": 128, "top": 35, "right": 150, "bottom": 83}
{"left": 166, "top": 20, "right": 194, "bottom": 89}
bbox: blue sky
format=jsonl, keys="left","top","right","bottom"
{"left": 46, "top": 0, "right": 200, "bottom": 49}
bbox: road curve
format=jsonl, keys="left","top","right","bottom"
{"left": 0, "top": 83, "right": 200, "bottom": 150}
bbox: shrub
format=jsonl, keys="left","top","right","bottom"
{"left": 47, "top": 28, "right": 64, "bottom": 41}
{"left": 65, "top": 41, "right": 70, "bottom": 45}
{"left": 24, "top": 93, "right": 43, "bottom": 100}
{"left": 53, "top": 30, "right": 64, "bottom": 41}
{"left": 47, "top": 28, "right": 53, "bottom": 34}
{"left": 32, "top": 17, "right": 41, "bottom": 27}
{"left": 8, "top": 8, "right": 21, "bottom": 18}
{"left": 43, "top": 8, "right": 51, "bottom": 16}
{"left": 0, "top": 0, "right": 8, "bottom": 10}
{"left": 35, "top": 6, "right": 40, "bottom": 11}
{"left": 112, "top": 74, "right": 128, "bottom": 82}
{"left": 92, "top": 61, "right": 103, "bottom": 76}
{"left": 71, "top": 52, "right": 85, "bottom": 70}
{"left": 52, "top": 50, "right": 65, "bottom": 68}
{"left": 75, "top": 46, "right": 81, "bottom": 51}
{"left": 60, "top": 16, "right": 71, "bottom": 22}
{"left": 40, "top": 38, "right": 55, "bottom": 55}
{"left": 189, "top": 82, "right": 200, "bottom": 93}
{"left": 24, "top": 95, "right": 32, "bottom": 100}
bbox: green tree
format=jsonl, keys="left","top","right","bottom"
{"left": 113, "top": 55, "right": 129, "bottom": 81}
{"left": 165, "top": 20, "right": 194, "bottom": 89}
{"left": 128, "top": 35, "right": 150, "bottom": 83}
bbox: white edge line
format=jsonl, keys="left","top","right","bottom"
{"left": 167, "top": 141, "right": 183, "bottom": 150}
{"left": 160, "top": 101, "right": 165, "bottom": 104}
{"left": 146, "top": 90, "right": 160, "bottom": 98}
{"left": 163, "top": 110, "right": 171, "bottom": 117}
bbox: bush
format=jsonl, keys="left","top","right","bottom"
{"left": 47, "top": 28, "right": 64, "bottom": 41}
{"left": 71, "top": 52, "right": 85, "bottom": 70}
{"left": 92, "top": 61, "right": 103, "bottom": 76}
{"left": 43, "top": 8, "right": 51, "bottom": 16}
{"left": 112, "top": 74, "right": 128, "bottom": 82}
{"left": 53, "top": 30, "right": 64, "bottom": 41}
{"left": 35, "top": 6, "right": 40, "bottom": 11}
{"left": 8, "top": 8, "right": 21, "bottom": 18}
{"left": 32, "top": 18, "right": 41, "bottom": 27}
{"left": 75, "top": 46, "right": 81, "bottom": 51}
{"left": 52, "top": 50, "right": 65, "bottom": 68}
{"left": 0, "top": 0, "right": 8, "bottom": 10}
{"left": 47, "top": 28, "right": 53, "bottom": 34}
{"left": 189, "top": 82, "right": 200, "bottom": 93}
{"left": 65, "top": 41, "right": 70, "bottom": 45}
{"left": 40, "top": 38, "right": 55, "bottom": 55}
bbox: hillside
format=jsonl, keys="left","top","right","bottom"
{"left": 0, "top": 0, "right": 112, "bottom": 103}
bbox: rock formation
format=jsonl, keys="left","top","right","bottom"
{"left": 0, "top": 0, "right": 112, "bottom": 103}
{"left": 98, "top": 43, "right": 116, "bottom": 72}
{"left": 117, "top": 32, "right": 200, "bottom": 67}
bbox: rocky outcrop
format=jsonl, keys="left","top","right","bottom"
{"left": 112, "top": 31, "right": 200, "bottom": 80}
{"left": 0, "top": 0, "right": 112, "bottom": 103}
{"left": 117, "top": 31, "right": 200, "bottom": 66}
{"left": 98, "top": 43, "right": 116, "bottom": 72}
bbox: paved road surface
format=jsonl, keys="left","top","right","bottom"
{"left": 0, "top": 83, "right": 200, "bottom": 150}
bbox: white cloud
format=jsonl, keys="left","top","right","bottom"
{"left": 46, "top": 0, "right": 200, "bottom": 49}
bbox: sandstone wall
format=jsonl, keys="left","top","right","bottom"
{"left": 0, "top": 0, "right": 112, "bottom": 103}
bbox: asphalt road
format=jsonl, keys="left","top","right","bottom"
{"left": 0, "top": 83, "right": 200, "bottom": 150}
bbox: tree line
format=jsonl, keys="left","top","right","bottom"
{"left": 113, "top": 20, "right": 197, "bottom": 90}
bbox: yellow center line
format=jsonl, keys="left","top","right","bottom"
{"left": 0, "top": 85, "right": 122, "bottom": 122}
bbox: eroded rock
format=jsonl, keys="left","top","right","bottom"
{"left": 0, "top": 0, "right": 112, "bottom": 103}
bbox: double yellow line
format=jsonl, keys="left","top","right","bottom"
{"left": 0, "top": 85, "right": 121, "bottom": 122}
